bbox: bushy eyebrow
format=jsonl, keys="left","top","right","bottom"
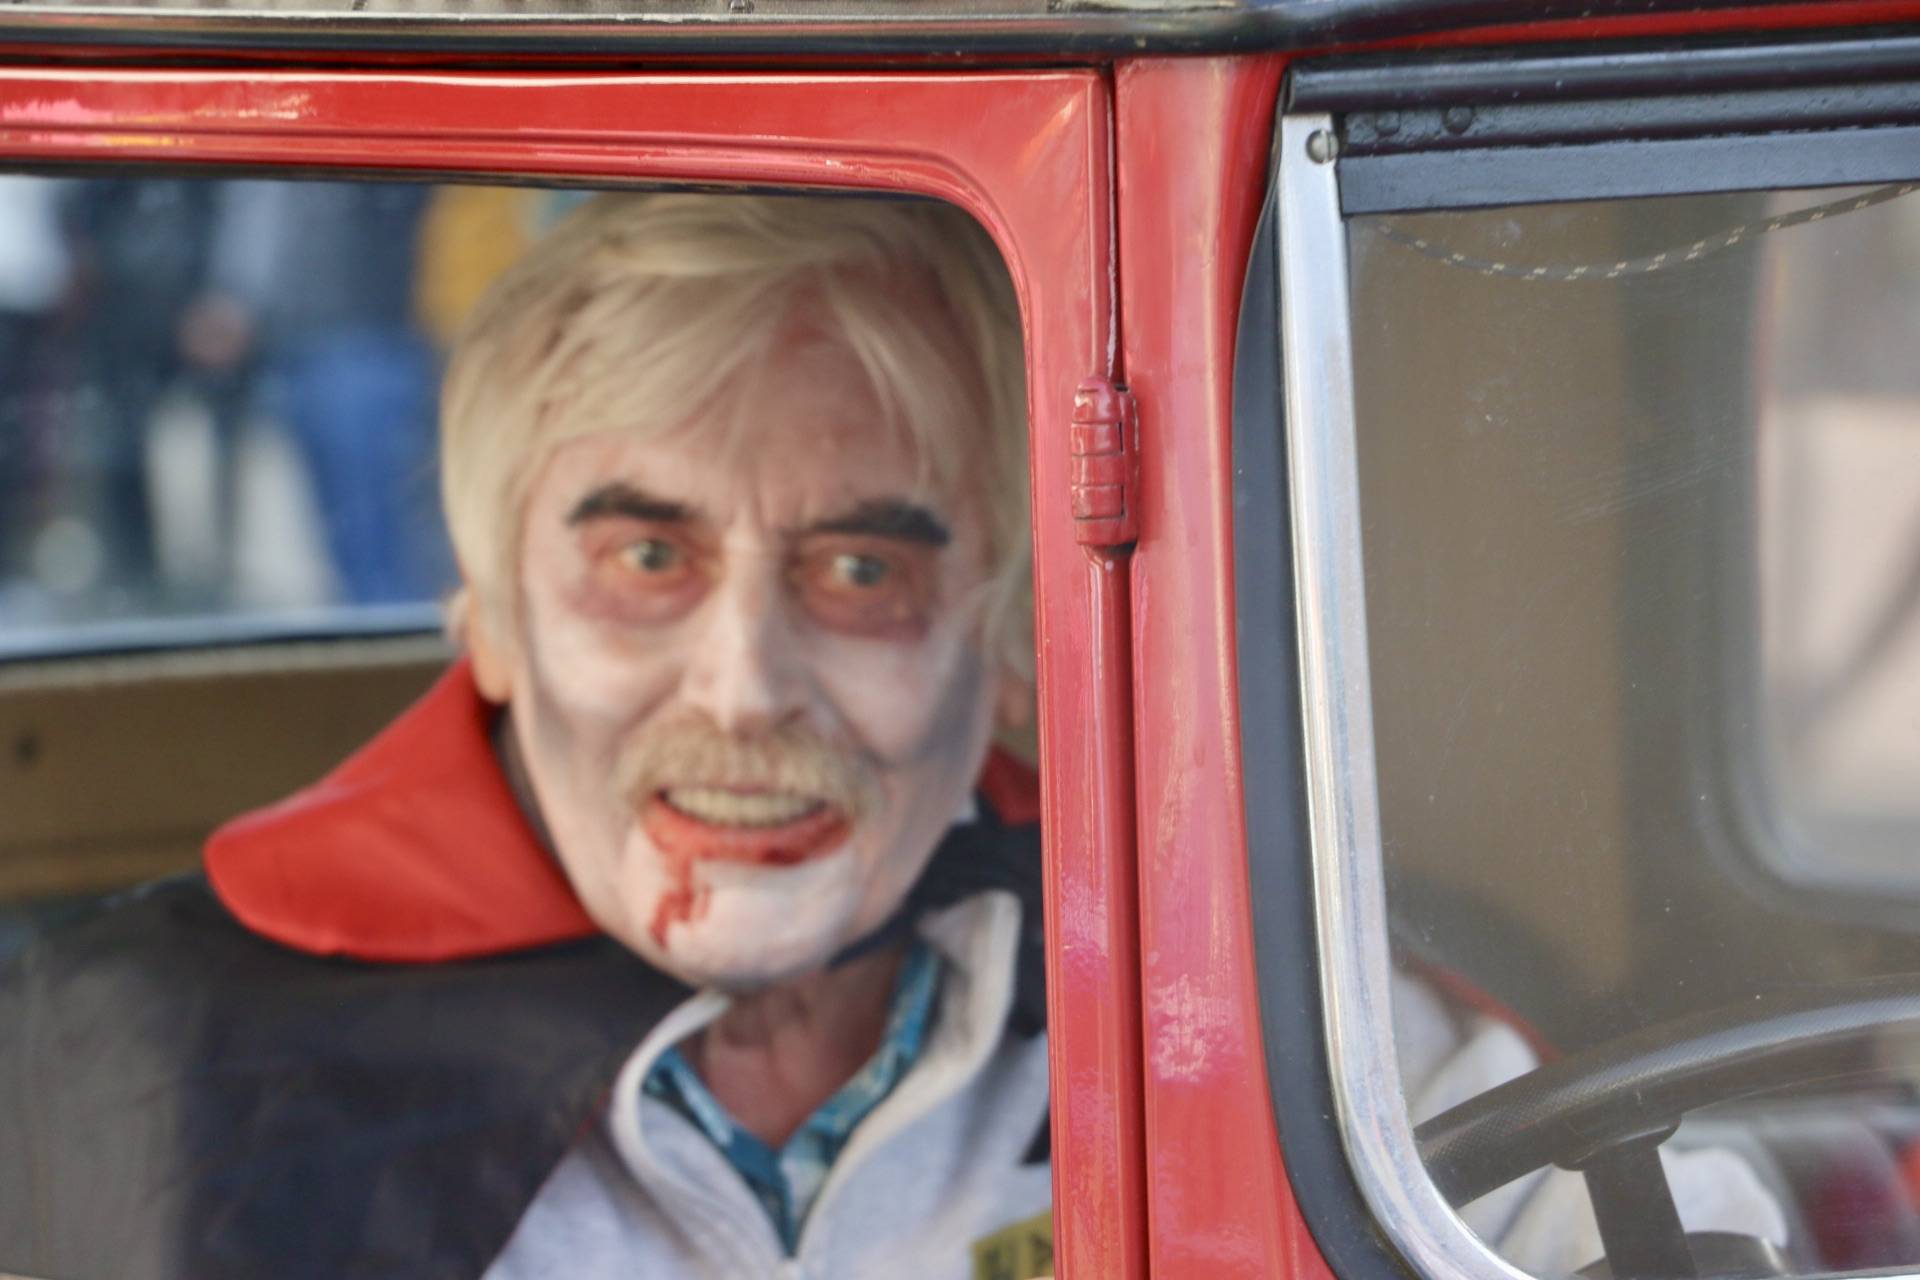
{"left": 566, "top": 483, "right": 694, "bottom": 526}
{"left": 803, "top": 499, "right": 951, "bottom": 547}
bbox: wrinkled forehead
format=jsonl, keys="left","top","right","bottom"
{"left": 529, "top": 330, "right": 990, "bottom": 545}
{"left": 529, "top": 322, "right": 985, "bottom": 539}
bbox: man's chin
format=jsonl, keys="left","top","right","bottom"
{"left": 614, "top": 853, "right": 869, "bottom": 988}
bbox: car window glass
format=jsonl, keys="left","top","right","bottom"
{"left": 1348, "top": 182, "right": 1920, "bottom": 1278}
{"left": 0, "top": 176, "right": 577, "bottom": 659}
{"left": 0, "top": 174, "right": 554, "bottom": 956}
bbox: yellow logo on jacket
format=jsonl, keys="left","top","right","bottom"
{"left": 971, "top": 1209, "right": 1054, "bottom": 1280}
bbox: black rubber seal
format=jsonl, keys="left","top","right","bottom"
{"left": 1288, "top": 35, "right": 1920, "bottom": 214}
{"left": 1339, "top": 120, "right": 1920, "bottom": 214}
{"left": 1290, "top": 29, "right": 1920, "bottom": 110}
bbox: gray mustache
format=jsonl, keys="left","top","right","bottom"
{"left": 613, "top": 718, "right": 879, "bottom": 820}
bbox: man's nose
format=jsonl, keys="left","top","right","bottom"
{"left": 681, "top": 566, "right": 809, "bottom": 736}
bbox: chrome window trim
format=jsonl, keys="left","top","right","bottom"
{"left": 1278, "top": 110, "right": 1533, "bottom": 1280}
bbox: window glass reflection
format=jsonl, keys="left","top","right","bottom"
{"left": 1348, "top": 183, "right": 1920, "bottom": 1278}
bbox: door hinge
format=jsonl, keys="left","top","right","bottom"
{"left": 1070, "top": 377, "right": 1139, "bottom": 550}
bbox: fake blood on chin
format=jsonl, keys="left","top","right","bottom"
{"left": 639, "top": 794, "right": 851, "bottom": 947}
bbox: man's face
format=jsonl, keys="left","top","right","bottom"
{"left": 481, "top": 331, "right": 1006, "bottom": 988}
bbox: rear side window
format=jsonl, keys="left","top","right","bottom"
{"left": 0, "top": 176, "right": 565, "bottom": 659}
{"left": 1251, "top": 58, "right": 1920, "bottom": 1280}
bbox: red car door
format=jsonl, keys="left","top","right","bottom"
{"left": 0, "top": 64, "right": 1145, "bottom": 1280}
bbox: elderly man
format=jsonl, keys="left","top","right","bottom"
{"left": 0, "top": 192, "right": 1050, "bottom": 1280}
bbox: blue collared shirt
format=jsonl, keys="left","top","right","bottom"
{"left": 642, "top": 939, "right": 944, "bottom": 1255}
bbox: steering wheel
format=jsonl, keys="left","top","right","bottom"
{"left": 1414, "top": 973, "right": 1920, "bottom": 1278}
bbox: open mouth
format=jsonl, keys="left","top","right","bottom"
{"left": 642, "top": 787, "right": 851, "bottom": 866}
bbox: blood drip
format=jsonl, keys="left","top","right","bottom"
{"left": 648, "top": 845, "right": 699, "bottom": 949}
{"left": 640, "top": 796, "right": 848, "bottom": 948}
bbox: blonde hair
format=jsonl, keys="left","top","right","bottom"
{"left": 440, "top": 191, "right": 1031, "bottom": 676}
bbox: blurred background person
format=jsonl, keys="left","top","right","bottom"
{"left": 187, "top": 179, "right": 450, "bottom": 606}
{"left": 63, "top": 179, "right": 228, "bottom": 607}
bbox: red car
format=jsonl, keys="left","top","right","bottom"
{"left": 3, "top": 1, "right": 1920, "bottom": 1276}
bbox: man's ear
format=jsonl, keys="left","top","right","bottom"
{"left": 464, "top": 596, "right": 519, "bottom": 705}
{"left": 994, "top": 667, "right": 1035, "bottom": 734}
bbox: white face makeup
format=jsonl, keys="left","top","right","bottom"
{"left": 485, "top": 333, "right": 1004, "bottom": 989}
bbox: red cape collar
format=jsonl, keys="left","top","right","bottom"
{"left": 205, "top": 659, "right": 1040, "bottom": 963}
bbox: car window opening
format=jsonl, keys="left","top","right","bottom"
{"left": 0, "top": 176, "right": 1053, "bottom": 1280}
{"left": 1283, "top": 124, "right": 1920, "bottom": 1280}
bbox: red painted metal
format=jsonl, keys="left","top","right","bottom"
{"left": 1066, "top": 356, "right": 1150, "bottom": 1280}
{"left": 1116, "top": 53, "right": 1337, "bottom": 1280}
{"left": 1071, "top": 532, "right": 1151, "bottom": 1279}
{"left": 1070, "top": 377, "right": 1142, "bottom": 547}
{"left": 0, "top": 65, "right": 1143, "bottom": 1279}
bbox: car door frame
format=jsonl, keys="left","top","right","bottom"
{"left": 0, "top": 64, "right": 1146, "bottom": 1280}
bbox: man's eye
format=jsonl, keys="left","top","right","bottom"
{"left": 831, "top": 553, "right": 890, "bottom": 589}
{"left": 793, "top": 542, "right": 931, "bottom": 638}
{"left": 617, "top": 538, "right": 682, "bottom": 574}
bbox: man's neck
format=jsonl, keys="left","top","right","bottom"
{"left": 490, "top": 713, "right": 914, "bottom": 1146}
{"left": 683, "top": 942, "right": 907, "bottom": 1149}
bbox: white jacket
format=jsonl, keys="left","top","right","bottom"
{"left": 486, "top": 890, "right": 1052, "bottom": 1280}
{"left": 491, "top": 901, "right": 1782, "bottom": 1280}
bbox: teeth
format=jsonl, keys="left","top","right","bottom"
{"left": 663, "top": 788, "right": 826, "bottom": 828}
